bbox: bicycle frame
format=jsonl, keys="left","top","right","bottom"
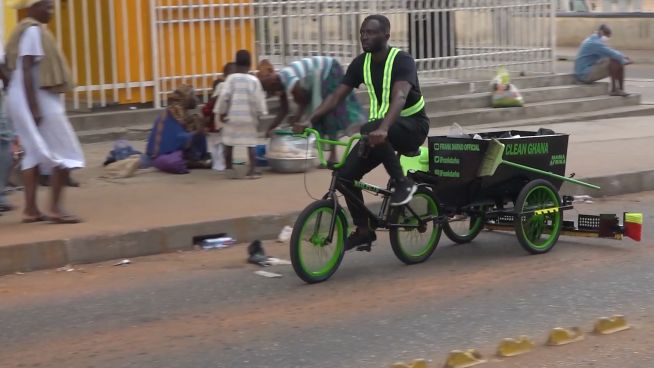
{"left": 297, "top": 128, "right": 436, "bottom": 245}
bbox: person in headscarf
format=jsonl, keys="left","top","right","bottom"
{"left": 258, "top": 57, "right": 365, "bottom": 164}
{"left": 4, "top": 0, "right": 84, "bottom": 224}
{"left": 145, "top": 85, "right": 210, "bottom": 169}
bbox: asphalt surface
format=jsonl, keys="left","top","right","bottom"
{"left": 0, "top": 191, "right": 652, "bottom": 368}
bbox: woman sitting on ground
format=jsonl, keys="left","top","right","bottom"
{"left": 146, "top": 85, "right": 210, "bottom": 170}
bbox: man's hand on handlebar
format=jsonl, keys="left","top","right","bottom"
{"left": 292, "top": 121, "right": 310, "bottom": 134}
{"left": 368, "top": 128, "right": 388, "bottom": 147}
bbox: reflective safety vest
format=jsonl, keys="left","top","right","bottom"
{"left": 363, "top": 48, "right": 425, "bottom": 121}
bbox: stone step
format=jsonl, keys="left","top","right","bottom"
{"left": 76, "top": 100, "right": 653, "bottom": 145}
{"left": 424, "top": 83, "right": 609, "bottom": 114}
{"left": 352, "top": 74, "right": 580, "bottom": 107}
{"left": 467, "top": 104, "right": 654, "bottom": 130}
{"left": 68, "top": 73, "right": 580, "bottom": 131}
{"left": 427, "top": 94, "right": 642, "bottom": 128}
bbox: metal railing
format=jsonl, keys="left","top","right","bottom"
{"left": 255, "top": 0, "right": 555, "bottom": 81}
{"left": 44, "top": 0, "right": 555, "bottom": 110}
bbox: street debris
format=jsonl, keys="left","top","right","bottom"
{"left": 572, "top": 195, "right": 594, "bottom": 204}
{"left": 200, "top": 236, "right": 236, "bottom": 250}
{"left": 254, "top": 270, "right": 283, "bottom": 278}
{"left": 248, "top": 240, "right": 292, "bottom": 267}
{"left": 277, "top": 225, "right": 293, "bottom": 243}
{"left": 57, "top": 265, "right": 76, "bottom": 272}
{"left": 248, "top": 240, "right": 269, "bottom": 266}
{"left": 113, "top": 259, "right": 132, "bottom": 266}
{"left": 265, "top": 258, "right": 292, "bottom": 266}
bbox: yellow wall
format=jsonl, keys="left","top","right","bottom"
{"left": 3, "top": 5, "right": 17, "bottom": 42}
{"left": 7, "top": 1, "right": 255, "bottom": 106}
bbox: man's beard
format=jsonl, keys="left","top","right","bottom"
{"left": 368, "top": 41, "right": 385, "bottom": 53}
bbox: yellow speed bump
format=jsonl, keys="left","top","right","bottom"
{"left": 547, "top": 327, "right": 584, "bottom": 346}
{"left": 594, "top": 315, "right": 630, "bottom": 335}
{"left": 392, "top": 359, "right": 428, "bottom": 368}
{"left": 496, "top": 336, "right": 535, "bottom": 357}
{"left": 443, "top": 349, "right": 486, "bottom": 368}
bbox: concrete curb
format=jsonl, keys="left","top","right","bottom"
{"left": 2, "top": 170, "right": 653, "bottom": 276}
{"left": 0, "top": 212, "right": 298, "bottom": 276}
{"left": 560, "top": 169, "right": 654, "bottom": 197}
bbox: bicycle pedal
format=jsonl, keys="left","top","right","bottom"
{"left": 356, "top": 244, "right": 373, "bottom": 252}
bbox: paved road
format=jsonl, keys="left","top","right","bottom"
{"left": 0, "top": 192, "right": 652, "bottom": 368}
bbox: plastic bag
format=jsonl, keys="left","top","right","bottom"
{"left": 446, "top": 123, "right": 470, "bottom": 138}
{"left": 491, "top": 67, "right": 524, "bottom": 108}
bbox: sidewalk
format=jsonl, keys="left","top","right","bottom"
{"left": 1, "top": 116, "right": 653, "bottom": 275}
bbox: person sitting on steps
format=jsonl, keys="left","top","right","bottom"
{"left": 294, "top": 14, "right": 430, "bottom": 251}
{"left": 574, "top": 24, "right": 634, "bottom": 96}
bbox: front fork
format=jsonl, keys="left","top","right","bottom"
{"left": 315, "top": 173, "right": 341, "bottom": 245}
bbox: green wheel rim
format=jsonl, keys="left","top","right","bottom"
{"left": 448, "top": 212, "right": 484, "bottom": 237}
{"left": 297, "top": 207, "right": 344, "bottom": 278}
{"left": 519, "top": 185, "right": 561, "bottom": 250}
{"left": 395, "top": 192, "right": 440, "bottom": 259}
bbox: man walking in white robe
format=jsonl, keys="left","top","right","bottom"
{"left": 5, "top": 0, "right": 85, "bottom": 223}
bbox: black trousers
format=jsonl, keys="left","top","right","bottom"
{"left": 338, "top": 115, "right": 429, "bottom": 228}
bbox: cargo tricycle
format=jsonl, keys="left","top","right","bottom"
{"left": 289, "top": 128, "right": 642, "bottom": 284}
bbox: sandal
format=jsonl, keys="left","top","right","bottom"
{"left": 22, "top": 214, "right": 48, "bottom": 223}
{"left": 47, "top": 215, "right": 83, "bottom": 224}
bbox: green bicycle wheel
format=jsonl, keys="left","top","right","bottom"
{"left": 290, "top": 200, "right": 347, "bottom": 283}
{"left": 513, "top": 179, "right": 563, "bottom": 254}
{"left": 389, "top": 187, "right": 442, "bottom": 265}
{"left": 443, "top": 208, "right": 485, "bottom": 244}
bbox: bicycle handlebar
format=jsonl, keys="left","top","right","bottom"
{"left": 295, "top": 128, "right": 363, "bottom": 169}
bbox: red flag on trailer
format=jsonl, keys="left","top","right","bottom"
{"left": 624, "top": 213, "right": 643, "bottom": 242}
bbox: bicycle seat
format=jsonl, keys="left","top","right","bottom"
{"left": 402, "top": 149, "right": 422, "bottom": 158}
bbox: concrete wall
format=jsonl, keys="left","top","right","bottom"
{"left": 557, "top": 15, "right": 654, "bottom": 49}
{"left": 587, "top": 0, "right": 654, "bottom": 11}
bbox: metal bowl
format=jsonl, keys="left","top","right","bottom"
{"left": 266, "top": 157, "right": 319, "bottom": 173}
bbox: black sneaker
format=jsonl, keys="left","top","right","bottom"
{"left": 345, "top": 229, "right": 377, "bottom": 251}
{"left": 390, "top": 178, "right": 417, "bottom": 207}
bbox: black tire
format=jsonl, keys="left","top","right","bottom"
{"left": 290, "top": 200, "right": 347, "bottom": 283}
{"left": 443, "top": 208, "right": 485, "bottom": 244}
{"left": 513, "top": 179, "right": 563, "bottom": 254}
{"left": 389, "top": 187, "right": 442, "bottom": 265}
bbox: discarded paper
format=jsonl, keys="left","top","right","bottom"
{"left": 254, "top": 270, "right": 283, "bottom": 278}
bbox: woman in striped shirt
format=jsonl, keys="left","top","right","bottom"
{"left": 258, "top": 56, "right": 364, "bottom": 164}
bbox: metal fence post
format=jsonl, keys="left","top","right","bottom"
{"left": 149, "top": 0, "right": 161, "bottom": 109}
{"left": 318, "top": 2, "right": 324, "bottom": 56}
{"left": 551, "top": 0, "right": 557, "bottom": 74}
{"left": 281, "top": 2, "right": 288, "bottom": 65}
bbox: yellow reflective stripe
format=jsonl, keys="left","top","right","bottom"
{"left": 400, "top": 96, "right": 425, "bottom": 117}
{"left": 365, "top": 48, "right": 424, "bottom": 120}
{"left": 378, "top": 48, "right": 399, "bottom": 118}
{"left": 534, "top": 207, "right": 560, "bottom": 215}
{"left": 363, "top": 53, "right": 378, "bottom": 120}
